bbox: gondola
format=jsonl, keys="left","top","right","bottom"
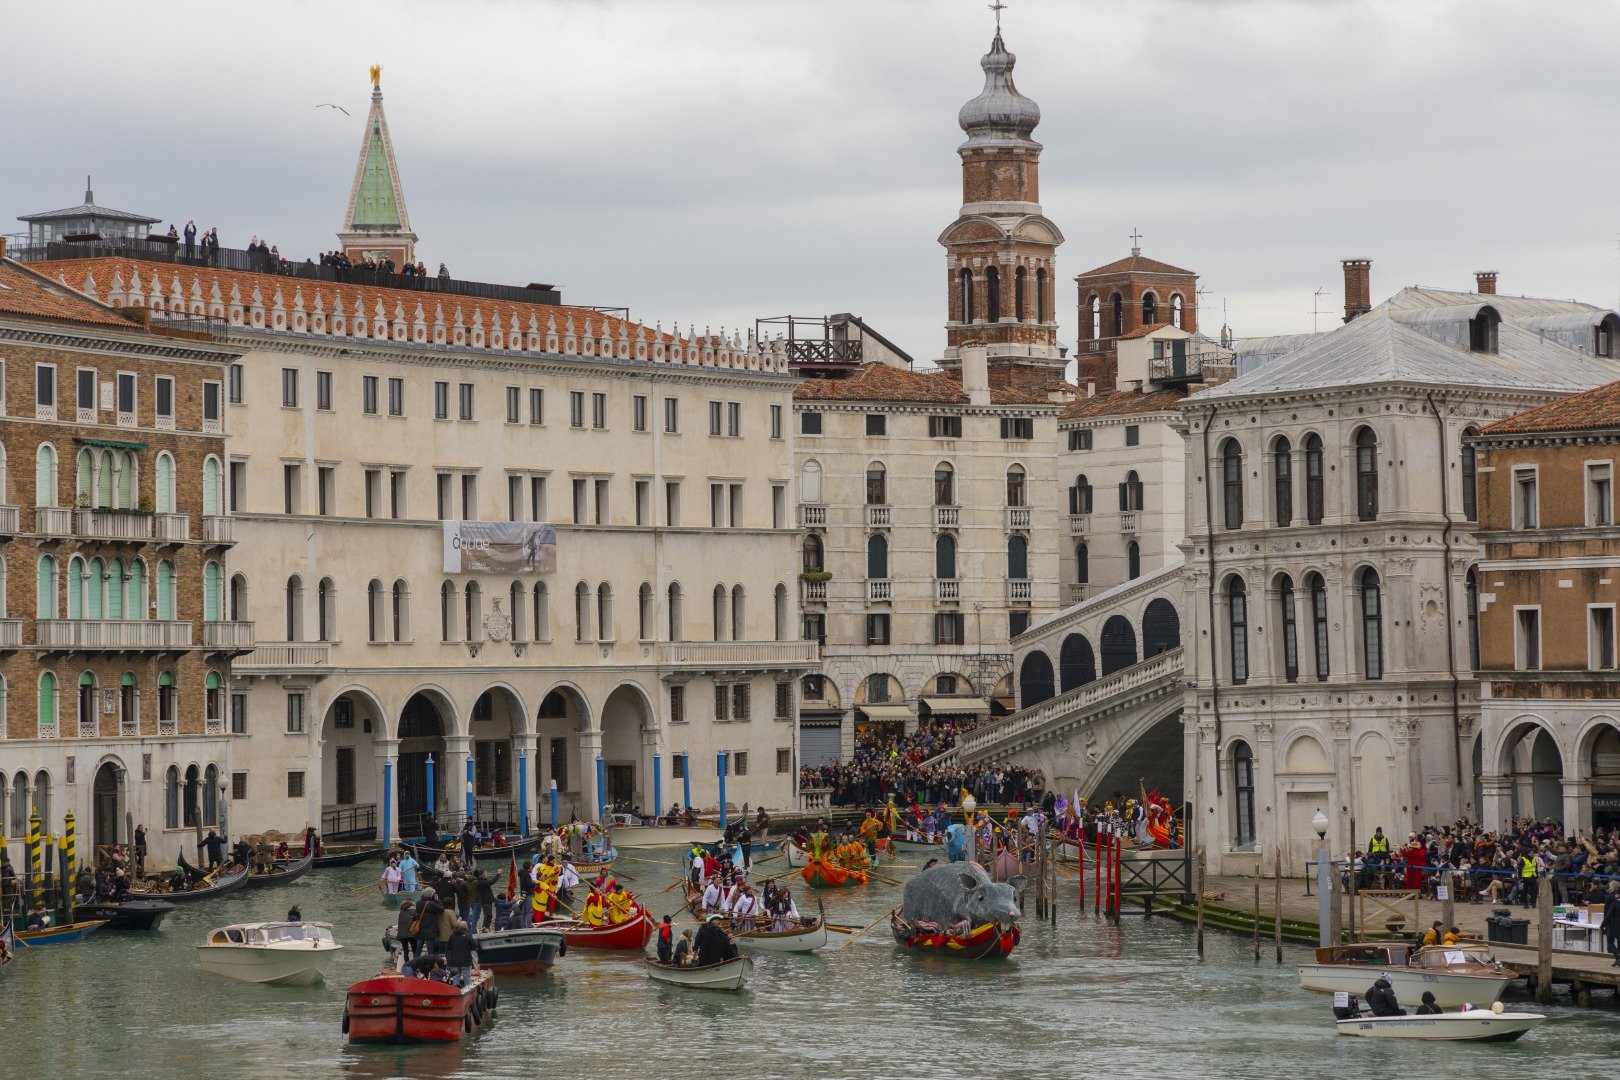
{"left": 313, "top": 846, "right": 387, "bottom": 868}
{"left": 412, "top": 834, "right": 542, "bottom": 864}
{"left": 73, "top": 898, "right": 174, "bottom": 931}
{"left": 129, "top": 858, "right": 251, "bottom": 903}
{"left": 244, "top": 850, "right": 315, "bottom": 889}
{"left": 890, "top": 914, "right": 1019, "bottom": 959}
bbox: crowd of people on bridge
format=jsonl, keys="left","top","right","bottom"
{"left": 798, "top": 718, "right": 1047, "bottom": 808}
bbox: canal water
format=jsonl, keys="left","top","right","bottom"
{"left": 6, "top": 846, "right": 1618, "bottom": 1079}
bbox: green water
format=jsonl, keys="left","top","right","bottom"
{"left": 4, "top": 847, "right": 1617, "bottom": 1079}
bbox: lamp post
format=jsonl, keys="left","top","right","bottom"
{"left": 1313, "top": 809, "right": 1332, "bottom": 947}
{"left": 963, "top": 792, "right": 978, "bottom": 863}
{"left": 550, "top": 779, "right": 559, "bottom": 830}
{"left": 218, "top": 777, "right": 230, "bottom": 847}
{"left": 425, "top": 753, "right": 437, "bottom": 837}
{"left": 717, "top": 750, "right": 729, "bottom": 833}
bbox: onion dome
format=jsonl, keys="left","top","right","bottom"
{"left": 957, "top": 32, "right": 1041, "bottom": 146}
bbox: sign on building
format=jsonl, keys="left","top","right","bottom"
{"left": 441, "top": 521, "right": 557, "bottom": 574}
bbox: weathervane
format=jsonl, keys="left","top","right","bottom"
{"left": 369, "top": 63, "right": 381, "bottom": 88}
{"left": 990, "top": 1, "right": 1007, "bottom": 33}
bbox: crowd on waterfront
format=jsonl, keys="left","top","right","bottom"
{"left": 1348, "top": 817, "right": 1620, "bottom": 906}
{"left": 798, "top": 718, "right": 1046, "bottom": 807}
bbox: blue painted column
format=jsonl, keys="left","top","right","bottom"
{"left": 653, "top": 753, "right": 663, "bottom": 818}
{"left": 465, "top": 753, "right": 475, "bottom": 823}
{"left": 717, "top": 750, "right": 728, "bottom": 832}
{"left": 381, "top": 761, "right": 393, "bottom": 848}
{"left": 682, "top": 752, "right": 691, "bottom": 814}
{"left": 425, "top": 754, "right": 436, "bottom": 837}
{"left": 595, "top": 754, "right": 606, "bottom": 822}
{"left": 550, "top": 780, "right": 559, "bottom": 829}
{"left": 518, "top": 752, "right": 530, "bottom": 836}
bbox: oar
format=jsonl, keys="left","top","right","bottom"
{"left": 657, "top": 877, "right": 690, "bottom": 895}
{"left": 837, "top": 905, "right": 900, "bottom": 950}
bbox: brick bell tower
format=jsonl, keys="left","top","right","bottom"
{"left": 938, "top": 21, "right": 1064, "bottom": 373}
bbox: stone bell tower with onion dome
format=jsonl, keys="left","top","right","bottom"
{"left": 938, "top": 10, "right": 1065, "bottom": 373}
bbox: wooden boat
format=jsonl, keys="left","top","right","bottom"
{"left": 412, "top": 834, "right": 542, "bottom": 864}
{"left": 891, "top": 915, "right": 1019, "bottom": 959}
{"left": 383, "top": 886, "right": 426, "bottom": 909}
{"left": 344, "top": 967, "right": 496, "bottom": 1043}
{"left": 889, "top": 834, "right": 945, "bottom": 854}
{"left": 198, "top": 921, "right": 343, "bottom": 985}
{"left": 1336, "top": 1006, "right": 1545, "bottom": 1042}
{"left": 539, "top": 905, "right": 654, "bottom": 950}
{"left": 800, "top": 855, "right": 867, "bottom": 889}
{"left": 314, "top": 846, "right": 387, "bottom": 868}
{"left": 16, "top": 920, "right": 108, "bottom": 945}
{"left": 74, "top": 898, "right": 174, "bottom": 931}
{"left": 572, "top": 849, "right": 618, "bottom": 876}
{"left": 1299, "top": 942, "right": 1513, "bottom": 1009}
{"left": 681, "top": 885, "right": 830, "bottom": 953}
{"left": 245, "top": 850, "right": 315, "bottom": 889}
{"left": 989, "top": 849, "right": 1024, "bottom": 882}
{"left": 129, "top": 860, "right": 252, "bottom": 903}
{"left": 786, "top": 842, "right": 808, "bottom": 868}
{"left": 644, "top": 955, "right": 752, "bottom": 991}
{"left": 473, "top": 926, "right": 565, "bottom": 976}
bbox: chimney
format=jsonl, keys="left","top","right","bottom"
{"left": 0, "top": 235, "right": 8, "bottom": 260}
{"left": 960, "top": 343, "right": 990, "bottom": 407}
{"left": 1475, "top": 271, "right": 1497, "bottom": 295}
{"left": 1342, "top": 259, "right": 1372, "bottom": 322}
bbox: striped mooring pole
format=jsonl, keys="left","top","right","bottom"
{"left": 26, "top": 809, "right": 43, "bottom": 910}
{"left": 63, "top": 810, "right": 77, "bottom": 917}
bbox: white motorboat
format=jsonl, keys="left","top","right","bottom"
{"left": 1298, "top": 942, "right": 1513, "bottom": 1008}
{"left": 198, "top": 921, "right": 344, "bottom": 986}
{"left": 1336, "top": 1009, "right": 1545, "bottom": 1042}
{"left": 644, "top": 955, "right": 752, "bottom": 991}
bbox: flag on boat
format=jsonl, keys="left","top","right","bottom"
{"left": 507, "top": 851, "right": 519, "bottom": 902}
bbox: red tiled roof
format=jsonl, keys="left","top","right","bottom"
{"left": 792, "top": 362, "right": 1057, "bottom": 406}
{"left": 0, "top": 258, "right": 142, "bottom": 329}
{"left": 1076, "top": 253, "right": 1195, "bottom": 278}
{"left": 1117, "top": 321, "right": 1175, "bottom": 340}
{"left": 1061, "top": 387, "right": 1187, "bottom": 421}
{"left": 1480, "top": 377, "right": 1620, "bottom": 436}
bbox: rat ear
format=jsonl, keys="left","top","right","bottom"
{"left": 959, "top": 873, "right": 980, "bottom": 891}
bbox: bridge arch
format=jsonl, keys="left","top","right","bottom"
{"left": 1142, "top": 598, "right": 1180, "bottom": 657}
{"left": 1059, "top": 633, "right": 1096, "bottom": 693}
{"left": 1099, "top": 615, "right": 1137, "bottom": 676}
{"left": 1018, "top": 651, "right": 1055, "bottom": 709}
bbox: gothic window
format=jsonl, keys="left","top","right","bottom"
{"left": 1142, "top": 291, "right": 1157, "bottom": 326}
{"left": 1090, "top": 295, "right": 1101, "bottom": 339}
{"left": 959, "top": 268, "right": 974, "bottom": 324}
{"left": 1227, "top": 576, "right": 1249, "bottom": 685}
{"left": 1014, "top": 265, "right": 1027, "bottom": 321}
{"left": 1111, "top": 293, "right": 1124, "bottom": 337}
{"left": 1354, "top": 427, "right": 1379, "bottom": 521}
{"left": 1304, "top": 434, "right": 1325, "bottom": 524}
{"left": 1360, "top": 567, "right": 1383, "bottom": 680}
{"left": 986, "top": 266, "right": 1001, "bottom": 323}
{"left": 1273, "top": 437, "right": 1293, "bottom": 527}
{"left": 1279, "top": 575, "right": 1299, "bottom": 683}
{"left": 1221, "top": 439, "right": 1244, "bottom": 529}
{"left": 1308, "top": 572, "right": 1330, "bottom": 680}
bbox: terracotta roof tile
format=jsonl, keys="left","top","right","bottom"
{"left": 1061, "top": 387, "right": 1187, "bottom": 421}
{"left": 792, "top": 363, "right": 1056, "bottom": 406}
{"left": 1480, "top": 377, "right": 1620, "bottom": 436}
{"left": 0, "top": 258, "right": 142, "bottom": 329}
{"left": 1116, "top": 321, "right": 1174, "bottom": 340}
{"left": 1076, "top": 253, "right": 1195, "bottom": 278}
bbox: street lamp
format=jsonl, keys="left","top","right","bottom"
{"left": 219, "top": 778, "right": 231, "bottom": 846}
{"left": 1313, "top": 809, "right": 1332, "bottom": 947}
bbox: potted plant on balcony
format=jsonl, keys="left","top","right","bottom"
{"left": 798, "top": 570, "right": 832, "bottom": 583}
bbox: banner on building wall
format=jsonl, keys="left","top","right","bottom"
{"left": 442, "top": 521, "right": 557, "bottom": 574}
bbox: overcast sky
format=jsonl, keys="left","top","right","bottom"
{"left": 6, "top": 0, "right": 1619, "bottom": 362}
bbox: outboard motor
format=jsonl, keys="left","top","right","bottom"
{"left": 1331, "top": 992, "right": 1362, "bottom": 1021}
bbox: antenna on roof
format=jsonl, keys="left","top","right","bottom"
{"left": 1310, "top": 286, "right": 1330, "bottom": 333}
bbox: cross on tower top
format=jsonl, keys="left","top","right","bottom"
{"left": 990, "top": 1, "right": 1007, "bottom": 33}
{"left": 1129, "top": 227, "right": 1143, "bottom": 256}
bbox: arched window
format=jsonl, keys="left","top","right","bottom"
{"left": 531, "top": 581, "right": 549, "bottom": 641}
{"left": 393, "top": 579, "right": 411, "bottom": 641}
{"left": 1304, "top": 434, "right": 1325, "bottom": 524}
{"left": 164, "top": 764, "right": 180, "bottom": 829}
{"left": 509, "top": 581, "right": 527, "bottom": 643}
{"left": 1308, "top": 572, "right": 1330, "bottom": 680}
{"left": 1111, "top": 293, "right": 1124, "bottom": 337}
{"left": 106, "top": 558, "right": 125, "bottom": 619}
{"left": 1278, "top": 575, "right": 1299, "bottom": 683}
{"left": 465, "top": 580, "right": 482, "bottom": 642}
{"left": 935, "top": 534, "right": 957, "bottom": 579}
{"left": 959, "top": 267, "right": 974, "bottom": 324}
{"left": 1036, "top": 268, "right": 1047, "bottom": 323}
{"left": 66, "top": 555, "right": 85, "bottom": 620}
{"left": 37, "top": 555, "right": 58, "bottom": 619}
{"left": 202, "top": 456, "right": 222, "bottom": 517}
{"left": 1119, "top": 470, "right": 1144, "bottom": 512}
{"left": 1019, "top": 652, "right": 1055, "bottom": 708}
{"left": 284, "top": 574, "right": 304, "bottom": 640}
{"left": 158, "top": 673, "right": 177, "bottom": 739}
{"left": 182, "top": 763, "right": 199, "bottom": 827}
{"left": 96, "top": 449, "right": 114, "bottom": 508}
{"left": 576, "top": 582, "right": 593, "bottom": 642}
{"left": 77, "top": 671, "right": 97, "bottom": 734}
{"left": 1070, "top": 474, "right": 1093, "bottom": 515}
{"left": 127, "top": 559, "right": 146, "bottom": 620}
{"left": 1171, "top": 293, "right": 1184, "bottom": 330}
{"left": 1273, "top": 437, "right": 1293, "bottom": 527}
{"left": 157, "top": 560, "right": 176, "bottom": 621}
{"left": 802, "top": 535, "right": 824, "bottom": 572}
{"left": 1232, "top": 742, "right": 1256, "bottom": 849}
{"left": 1461, "top": 428, "right": 1478, "bottom": 522}
{"left": 1006, "top": 465, "right": 1027, "bottom": 507}
{"left": 118, "top": 671, "right": 137, "bottom": 735}
{"left": 1007, "top": 535, "right": 1029, "bottom": 580}
{"left": 75, "top": 448, "right": 93, "bottom": 507}
{"left": 367, "top": 580, "right": 384, "bottom": 642}
{"left": 596, "top": 583, "right": 613, "bottom": 641}
{"left": 667, "top": 583, "right": 683, "bottom": 642}
{"left": 1221, "top": 439, "right": 1244, "bottom": 529}
{"left": 986, "top": 265, "right": 1000, "bottom": 323}
{"left": 638, "top": 582, "right": 654, "bottom": 641}
{"left": 1142, "top": 291, "right": 1157, "bottom": 326}
{"left": 38, "top": 671, "right": 59, "bottom": 737}
{"left": 773, "top": 583, "right": 788, "bottom": 641}
{"left": 711, "top": 584, "right": 727, "bottom": 641}
{"left": 1075, "top": 542, "right": 1089, "bottom": 585}
{"left": 116, "top": 451, "right": 135, "bottom": 509}
{"left": 203, "top": 762, "right": 219, "bottom": 826}
{"left": 866, "top": 463, "right": 886, "bottom": 505}
{"left": 203, "top": 562, "right": 222, "bottom": 622}
{"left": 317, "top": 577, "right": 336, "bottom": 642}
{"left": 157, "top": 452, "right": 177, "bottom": 514}
{"left": 1466, "top": 567, "right": 1480, "bottom": 671}
{"left": 229, "top": 573, "right": 248, "bottom": 621}
{"left": 1469, "top": 307, "right": 1500, "bottom": 353}
{"left": 1227, "top": 577, "right": 1249, "bottom": 684}
{"left": 1013, "top": 265, "right": 1027, "bottom": 321}
{"left": 934, "top": 463, "right": 955, "bottom": 506}
{"left": 1354, "top": 427, "right": 1379, "bottom": 521}
{"left": 35, "top": 443, "right": 58, "bottom": 508}
{"left": 867, "top": 535, "right": 888, "bottom": 579}
{"left": 1126, "top": 540, "right": 1140, "bottom": 580}
{"left": 800, "top": 459, "right": 823, "bottom": 504}
{"left": 86, "top": 557, "right": 105, "bottom": 619}
{"left": 440, "top": 581, "right": 457, "bottom": 642}
{"left": 1059, "top": 634, "right": 1096, "bottom": 691}
{"left": 730, "top": 584, "right": 744, "bottom": 639}
{"left": 1359, "top": 567, "right": 1383, "bottom": 679}
{"left": 1090, "top": 295, "right": 1101, "bottom": 339}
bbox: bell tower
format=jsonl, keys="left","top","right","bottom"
{"left": 337, "top": 65, "right": 419, "bottom": 267}
{"left": 938, "top": 20, "right": 1064, "bottom": 372}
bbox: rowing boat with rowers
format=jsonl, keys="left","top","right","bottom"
{"left": 681, "top": 884, "right": 832, "bottom": 952}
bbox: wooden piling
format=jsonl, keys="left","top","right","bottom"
{"left": 1273, "top": 850, "right": 1283, "bottom": 964}
{"left": 1536, "top": 878, "right": 1554, "bottom": 1004}
{"left": 1252, "top": 867, "right": 1261, "bottom": 963}
{"left": 1195, "top": 846, "right": 1206, "bottom": 959}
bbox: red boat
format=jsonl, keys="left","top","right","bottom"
{"left": 539, "top": 904, "right": 654, "bottom": 950}
{"left": 343, "top": 968, "right": 497, "bottom": 1043}
{"left": 890, "top": 916, "right": 1019, "bottom": 959}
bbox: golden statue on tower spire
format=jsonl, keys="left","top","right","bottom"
{"left": 369, "top": 64, "right": 381, "bottom": 88}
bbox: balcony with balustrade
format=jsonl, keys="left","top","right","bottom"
{"left": 1066, "top": 513, "right": 1088, "bottom": 536}
{"left": 800, "top": 577, "right": 828, "bottom": 604}
{"left": 867, "top": 579, "right": 892, "bottom": 603}
{"left": 798, "top": 504, "right": 828, "bottom": 529}
{"left": 0, "top": 619, "right": 22, "bottom": 649}
{"left": 154, "top": 513, "right": 190, "bottom": 542}
{"left": 866, "top": 505, "right": 891, "bottom": 529}
{"left": 0, "top": 505, "right": 18, "bottom": 535}
{"left": 656, "top": 641, "right": 820, "bottom": 670}
{"left": 201, "top": 515, "right": 236, "bottom": 545}
{"left": 36, "top": 506, "right": 73, "bottom": 537}
{"left": 74, "top": 508, "right": 153, "bottom": 541}
{"left": 1120, "top": 510, "right": 1139, "bottom": 533}
{"left": 233, "top": 641, "right": 333, "bottom": 672}
{"left": 37, "top": 619, "right": 193, "bottom": 651}
{"left": 1005, "top": 506, "right": 1032, "bottom": 531}
{"left": 935, "top": 579, "right": 961, "bottom": 603}
{"left": 935, "top": 505, "right": 960, "bottom": 529}
{"left": 1006, "top": 579, "right": 1033, "bottom": 604}
{"left": 204, "top": 620, "right": 255, "bottom": 654}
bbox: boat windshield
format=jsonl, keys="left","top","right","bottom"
{"left": 265, "top": 924, "right": 333, "bottom": 943}
{"left": 1322, "top": 944, "right": 1405, "bottom": 965}
{"left": 1415, "top": 946, "right": 1494, "bottom": 969}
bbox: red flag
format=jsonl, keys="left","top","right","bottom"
{"left": 507, "top": 850, "right": 518, "bottom": 901}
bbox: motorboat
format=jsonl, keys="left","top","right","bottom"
{"left": 1298, "top": 942, "right": 1513, "bottom": 1008}
{"left": 345, "top": 967, "right": 496, "bottom": 1043}
{"left": 74, "top": 898, "right": 174, "bottom": 931}
{"left": 15, "top": 920, "right": 107, "bottom": 945}
{"left": 1332, "top": 995, "right": 1544, "bottom": 1041}
{"left": 644, "top": 955, "right": 752, "bottom": 991}
{"left": 197, "top": 921, "right": 343, "bottom": 986}
{"left": 473, "top": 926, "right": 565, "bottom": 975}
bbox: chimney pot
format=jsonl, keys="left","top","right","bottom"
{"left": 1342, "top": 258, "right": 1372, "bottom": 323}
{"left": 1475, "top": 271, "right": 1497, "bottom": 295}
{"left": 960, "top": 343, "right": 991, "bottom": 407}
{"left": 0, "top": 235, "right": 8, "bottom": 260}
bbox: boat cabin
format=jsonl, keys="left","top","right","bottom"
{"left": 207, "top": 922, "right": 336, "bottom": 946}
{"left": 1313, "top": 943, "right": 1412, "bottom": 966}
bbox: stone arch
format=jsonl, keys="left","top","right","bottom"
{"left": 1141, "top": 597, "right": 1180, "bottom": 657}
{"left": 1018, "top": 650, "right": 1055, "bottom": 708}
{"left": 1491, "top": 713, "right": 1565, "bottom": 777}
{"left": 602, "top": 681, "right": 656, "bottom": 812}
{"left": 1059, "top": 633, "right": 1096, "bottom": 693}
{"left": 1100, "top": 615, "right": 1138, "bottom": 676}
{"left": 1280, "top": 731, "right": 1330, "bottom": 774}
{"left": 535, "top": 681, "right": 595, "bottom": 821}
{"left": 397, "top": 687, "right": 455, "bottom": 835}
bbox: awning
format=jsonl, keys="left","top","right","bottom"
{"left": 921, "top": 696, "right": 990, "bottom": 715}
{"left": 77, "top": 436, "right": 149, "bottom": 450}
{"left": 856, "top": 704, "right": 914, "bottom": 722}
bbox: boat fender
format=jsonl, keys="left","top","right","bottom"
{"left": 464, "top": 1012, "right": 474, "bottom": 1034}
{"left": 341, "top": 1011, "right": 350, "bottom": 1034}
{"left": 557, "top": 939, "right": 567, "bottom": 957}
{"left": 491, "top": 987, "right": 499, "bottom": 1009}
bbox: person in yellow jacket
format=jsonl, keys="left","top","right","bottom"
{"left": 606, "top": 883, "right": 634, "bottom": 925}
{"left": 858, "top": 812, "right": 881, "bottom": 852}
{"left": 582, "top": 889, "right": 606, "bottom": 926}
{"left": 531, "top": 857, "right": 560, "bottom": 919}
